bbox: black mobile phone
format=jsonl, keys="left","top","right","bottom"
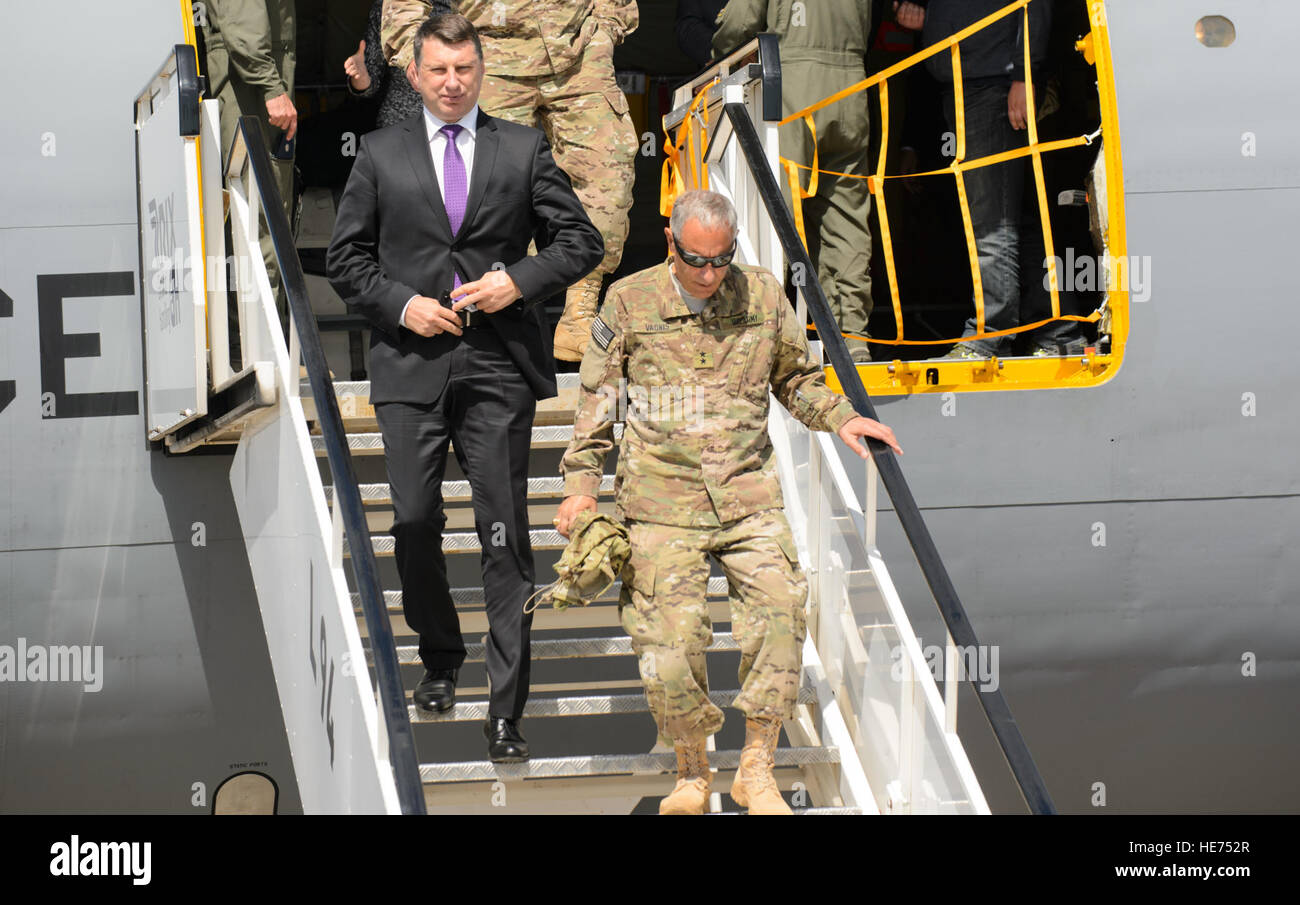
{"left": 271, "top": 130, "right": 295, "bottom": 160}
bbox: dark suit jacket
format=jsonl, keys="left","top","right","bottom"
{"left": 326, "top": 108, "right": 604, "bottom": 403}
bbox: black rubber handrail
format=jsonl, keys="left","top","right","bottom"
{"left": 235, "top": 116, "right": 426, "bottom": 815}
{"left": 722, "top": 99, "right": 1056, "bottom": 815}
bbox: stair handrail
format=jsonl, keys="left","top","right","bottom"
{"left": 718, "top": 100, "right": 1054, "bottom": 814}
{"left": 233, "top": 115, "right": 426, "bottom": 815}
{"left": 663, "top": 37, "right": 1055, "bottom": 813}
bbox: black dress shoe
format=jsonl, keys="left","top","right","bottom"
{"left": 484, "top": 717, "right": 530, "bottom": 763}
{"left": 413, "top": 668, "right": 457, "bottom": 713}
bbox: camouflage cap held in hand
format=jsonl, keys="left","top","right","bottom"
{"left": 525, "top": 509, "right": 630, "bottom": 612}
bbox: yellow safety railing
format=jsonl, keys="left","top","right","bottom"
{"left": 660, "top": 81, "right": 716, "bottom": 216}
{"left": 775, "top": 0, "right": 1104, "bottom": 347}
{"left": 661, "top": 0, "right": 1129, "bottom": 394}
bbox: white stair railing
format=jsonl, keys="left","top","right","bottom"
{"left": 220, "top": 122, "right": 406, "bottom": 814}
{"left": 666, "top": 42, "right": 990, "bottom": 814}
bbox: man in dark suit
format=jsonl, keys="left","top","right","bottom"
{"left": 326, "top": 12, "right": 604, "bottom": 762}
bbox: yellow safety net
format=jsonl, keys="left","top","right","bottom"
{"left": 664, "top": 0, "right": 1107, "bottom": 348}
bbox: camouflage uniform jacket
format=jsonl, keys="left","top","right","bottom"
{"left": 562, "top": 261, "right": 858, "bottom": 528}
{"left": 382, "top": 0, "right": 639, "bottom": 75}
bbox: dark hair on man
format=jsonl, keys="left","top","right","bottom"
{"left": 412, "top": 13, "right": 483, "bottom": 67}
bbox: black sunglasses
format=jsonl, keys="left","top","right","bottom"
{"left": 672, "top": 236, "right": 736, "bottom": 269}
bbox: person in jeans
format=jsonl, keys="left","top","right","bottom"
{"left": 899, "top": 0, "right": 1084, "bottom": 357}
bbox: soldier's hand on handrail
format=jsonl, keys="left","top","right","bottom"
{"left": 838, "top": 415, "right": 903, "bottom": 458}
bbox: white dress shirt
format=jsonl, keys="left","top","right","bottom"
{"left": 400, "top": 105, "right": 481, "bottom": 329}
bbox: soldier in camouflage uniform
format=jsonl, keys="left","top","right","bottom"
{"left": 381, "top": 1, "right": 640, "bottom": 363}
{"left": 712, "top": 0, "right": 876, "bottom": 362}
{"left": 556, "top": 191, "right": 901, "bottom": 814}
{"left": 202, "top": 0, "right": 296, "bottom": 303}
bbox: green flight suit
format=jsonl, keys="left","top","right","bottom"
{"left": 202, "top": 0, "right": 296, "bottom": 304}
{"left": 712, "top": 0, "right": 875, "bottom": 343}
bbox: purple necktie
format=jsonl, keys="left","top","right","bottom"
{"left": 441, "top": 123, "right": 467, "bottom": 289}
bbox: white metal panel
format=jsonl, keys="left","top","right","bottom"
{"left": 136, "top": 59, "right": 206, "bottom": 438}
{"left": 0, "top": 0, "right": 180, "bottom": 231}
{"left": 1109, "top": 0, "right": 1300, "bottom": 194}
{"left": 226, "top": 177, "right": 399, "bottom": 815}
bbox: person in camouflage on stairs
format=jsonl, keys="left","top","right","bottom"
{"left": 381, "top": 0, "right": 640, "bottom": 363}
{"left": 555, "top": 191, "right": 902, "bottom": 814}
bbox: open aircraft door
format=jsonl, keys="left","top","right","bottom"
{"left": 133, "top": 43, "right": 224, "bottom": 442}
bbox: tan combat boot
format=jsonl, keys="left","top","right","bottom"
{"left": 553, "top": 275, "right": 603, "bottom": 362}
{"left": 659, "top": 739, "right": 712, "bottom": 815}
{"left": 731, "top": 717, "right": 793, "bottom": 815}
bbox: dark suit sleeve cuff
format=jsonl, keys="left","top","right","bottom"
{"left": 378, "top": 282, "right": 418, "bottom": 336}
{"left": 505, "top": 260, "right": 547, "bottom": 307}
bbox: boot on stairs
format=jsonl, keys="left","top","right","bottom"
{"left": 731, "top": 717, "right": 792, "bottom": 815}
{"left": 659, "top": 738, "right": 712, "bottom": 815}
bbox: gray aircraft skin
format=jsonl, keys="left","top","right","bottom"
{"left": 0, "top": 0, "right": 1295, "bottom": 814}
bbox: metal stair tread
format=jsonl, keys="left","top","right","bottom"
{"left": 313, "top": 422, "right": 618, "bottom": 455}
{"left": 419, "top": 746, "right": 840, "bottom": 783}
{"left": 345, "top": 529, "right": 569, "bottom": 555}
{"left": 325, "top": 474, "right": 616, "bottom": 505}
{"left": 711, "top": 807, "right": 863, "bottom": 816}
{"left": 390, "top": 632, "right": 739, "bottom": 665}
{"left": 301, "top": 373, "right": 580, "bottom": 399}
{"left": 408, "top": 686, "right": 814, "bottom": 723}
{"left": 351, "top": 576, "right": 731, "bottom": 612}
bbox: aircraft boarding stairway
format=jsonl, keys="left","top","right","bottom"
{"left": 135, "top": 40, "right": 1053, "bottom": 814}
{"left": 306, "top": 374, "right": 858, "bottom": 814}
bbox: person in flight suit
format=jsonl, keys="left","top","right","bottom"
{"left": 555, "top": 190, "right": 901, "bottom": 814}
{"left": 712, "top": 0, "right": 877, "bottom": 362}
{"left": 202, "top": 0, "right": 297, "bottom": 302}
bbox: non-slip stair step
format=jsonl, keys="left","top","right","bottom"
{"left": 302, "top": 373, "right": 582, "bottom": 429}
{"left": 325, "top": 475, "right": 617, "bottom": 506}
{"left": 419, "top": 746, "right": 840, "bottom": 783}
{"left": 392, "top": 632, "right": 740, "bottom": 666}
{"left": 350, "top": 575, "right": 732, "bottom": 614}
{"left": 408, "top": 686, "right": 815, "bottom": 724}
{"left": 712, "top": 807, "right": 864, "bottom": 816}
{"left": 314, "top": 423, "right": 621, "bottom": 456}
{"left": 344, "top": 528, "right": 568, "bottom": 556}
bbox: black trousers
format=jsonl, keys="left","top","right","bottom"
{"left": 374, "top": 328, "right": 536, "bottom": 720}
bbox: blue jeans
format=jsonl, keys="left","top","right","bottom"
{"left": 944, "top": 82, "right": 1084, "bottom": 355}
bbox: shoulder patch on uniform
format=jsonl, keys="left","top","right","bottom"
{"left": 591, "top": 316, "right": 615, "bottom": 351}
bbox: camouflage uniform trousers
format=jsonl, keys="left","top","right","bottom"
{"left": 620, "top": 509, "right": 809, "bottom": 745}
{"left": 479, "top": 27, "right": 637, "bottom": 281}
